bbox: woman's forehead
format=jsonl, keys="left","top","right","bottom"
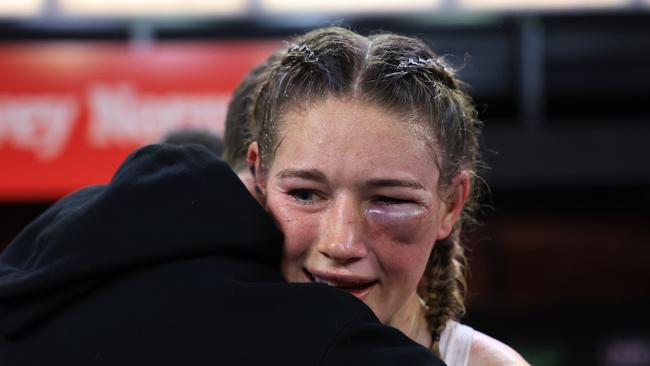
{"left": 277, "top": 97, "right": 438, "bottom": 161}
{"left": 270, "top": 97, "right": 440, "bottom": 184}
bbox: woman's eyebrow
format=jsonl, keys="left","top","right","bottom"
{"left": 277, "top": 169, "right": 328, "bottom": 184}
{"left": 365, "top": 178, "right": 425, "bottom": 190}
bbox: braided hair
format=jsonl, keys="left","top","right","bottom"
{"left": 251, "top": 26, "right": 482, "bottom": 357}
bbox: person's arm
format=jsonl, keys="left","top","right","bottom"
{"left": 321, "top": 316, "right": 446, "bottom": 366}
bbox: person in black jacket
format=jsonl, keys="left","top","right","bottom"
{"left": 0, "top": 144, "right": 445, "bottom": 366}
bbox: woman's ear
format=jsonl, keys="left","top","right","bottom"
{"left": 246, "top": 142, "right": 267, "bottom": 200}
{"left": 436, "top": 170, "right": 471, "bottom": 241}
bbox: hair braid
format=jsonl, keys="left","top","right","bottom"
{"left": 421, "top": 232, "right": 468, "bottom": 357}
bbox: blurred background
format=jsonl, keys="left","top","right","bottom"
{"left": 1, "top": 1, "right": 649, "bottom": 365}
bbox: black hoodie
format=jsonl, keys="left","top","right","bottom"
{"left": 0, "top": 144, "right": 443, "bottom": 366}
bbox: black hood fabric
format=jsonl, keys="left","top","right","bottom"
{"left": 0, "top": 144, "right": 282, "bottom": 338}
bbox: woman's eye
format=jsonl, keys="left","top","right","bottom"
{"left": 288, "top": 189, "right": 319, "bottom": 204}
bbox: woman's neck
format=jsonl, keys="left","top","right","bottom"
{"left": 387, "top": 293, "right": 432, "bottom": 348}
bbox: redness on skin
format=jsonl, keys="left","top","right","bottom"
{"left": 365, "top": 205, "right": 429, "bottom": 243}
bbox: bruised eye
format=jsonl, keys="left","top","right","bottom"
{"left": 288, "top": 189, "right": 320, "bottom": 204}
{"left": 373, "top": 196, "right": 415, "bottom": 205}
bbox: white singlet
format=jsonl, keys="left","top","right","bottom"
{"left": 439, "top": 321, "right": 474, "bottom": 366}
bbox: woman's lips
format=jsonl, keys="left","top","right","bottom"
{"left": 304, "top": 269, "right": 378, "bottom": 299}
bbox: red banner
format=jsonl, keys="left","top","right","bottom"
{"left": 0, "top": 41, "right": 280, "bottom": 201}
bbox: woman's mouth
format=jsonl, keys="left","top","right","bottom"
{"left": 304, "top": 269, "right": 378, "bottom": 299}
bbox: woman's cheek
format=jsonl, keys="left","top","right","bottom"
{"left": 279, "top": 207, "right": 318, "bottom": 283}
{"left": 277, "top": 206, "right": 319, "bottom": 259}
{"left": 365, "top": 205, "right": 432, "bottom": 244}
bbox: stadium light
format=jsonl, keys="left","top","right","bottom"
{"left": 0, "top": 0, "right": 43, "bottom": 17}
{"left": 59, "top": 0, "right": 247, "bottom": 16}
{"left": 260, "top": 0, "right": 439, "bottom": 14}
{"left": 458, "top": 0, "right": 626, "bottom": 11}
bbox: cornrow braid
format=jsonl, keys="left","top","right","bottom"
{"left": 420, "top": 235, "right": 468, "bottom": 357}
{"left": 252, "top": 28, "right": 365, "bottom": 168}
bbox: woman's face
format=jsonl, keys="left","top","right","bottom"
{"left": 253, "top": 97, "right": 464, "bottom": 324}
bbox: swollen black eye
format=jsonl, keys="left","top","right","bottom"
{"left": 375, "top": 196, "right": 410, "bottom": 204}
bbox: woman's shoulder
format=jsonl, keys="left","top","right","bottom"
{"left": 467, "top": 329, "right": 530, "bottom": 366}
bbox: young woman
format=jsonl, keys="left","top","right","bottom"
{"left": 246, "top": 27, "right": 529, "bottom": 366}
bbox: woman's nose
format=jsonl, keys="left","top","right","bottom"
{"left": 317, "top": 196, "right": 368, "bottom": 264}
